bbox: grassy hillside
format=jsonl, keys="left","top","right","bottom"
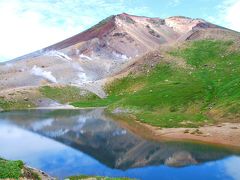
{"left": 0, "top": 85, "right": 99, "bottom": 110}
{"left": 72, "top": 40, "right": 240, "bottom": 128}
{"left": 0, "top": 97, "right": 35, "bottom": 110}
{"left": 39, "top": 85, "right": 99, "bottom": 104}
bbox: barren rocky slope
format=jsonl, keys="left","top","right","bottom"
{"left": 0, "top": 13, "right": 239, "bottom": 108}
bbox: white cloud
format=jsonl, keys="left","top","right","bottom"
{"left": 168, "top": 0, "right": 181, "bottom": 7}
{"left": 223, "top": 156, "right": 240, "bottom": 180}
{"left": 223, "top": 0, "right": 240, "bottom": 31}
{"left": 0, "top": 0, "right": 151, "bottom": 62}
{"left": 0, "top": 0, "right": 84, "bottom": 62}
{"left": 207, "top": 0, "right": 240, "bottom": 32}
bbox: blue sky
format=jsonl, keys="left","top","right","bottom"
{"left": 0, "top": 0, "right": 239, "bottom": 62}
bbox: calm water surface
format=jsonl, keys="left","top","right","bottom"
{"left": 0, "top": 109, "right": 240, "bottom": 180}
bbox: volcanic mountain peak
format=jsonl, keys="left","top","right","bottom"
{"left": 0, "top": 13, "right": 238, "bottom": 97}
{"left": 8, "top": 13, "right": 216, "bottom": 62}
{"left": 164, "top": 16, "right": 215, "bottom": 33}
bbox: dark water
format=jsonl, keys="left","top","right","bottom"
{"left": 0, "top": 109, "right": 239, "bottom": 180}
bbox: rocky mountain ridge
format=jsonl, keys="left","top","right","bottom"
{"left": 0, "top": 13, "right": 239, "bottom": 106}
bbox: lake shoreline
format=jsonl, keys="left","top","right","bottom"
{"left": 136, "top": 121, "right": 240, "bottom": 149}
{"left": 108, "top": 112, "right": 240, "bottom": 150}
{"left": 26, "top": 165, "right": 55, "bottom": 180}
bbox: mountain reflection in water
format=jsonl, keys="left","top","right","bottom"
{"left": 0, "top": 108, "right": 239, "bottom": 180}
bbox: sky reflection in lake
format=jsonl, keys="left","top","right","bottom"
{"left": 0, "top": 109, "right": 240, "bottom": 180}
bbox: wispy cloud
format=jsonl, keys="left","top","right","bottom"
{"left": 206, "top": 0, "right": 240, "bottom": 32}
{"left": 220, "top": 0, "right": 240, "bottom": 31}
{"left": 0, "top": 0, "right": 151, "bottom": 62}
{"left": 223, "top": 156, "right": 240, "bottom": 180}
{"left": 2, "top": 0, "right": 239, "bottom": 63}
{"left": 168, "top": 0, "right": 181, "bottom": 7}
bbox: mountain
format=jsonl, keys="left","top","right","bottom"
{"left": 0, "top": 13, "right": 239, "bottom": 109}
{"left": 7, "top": 14, "right": 222, "bottom": 61}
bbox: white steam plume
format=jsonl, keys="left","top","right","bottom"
{"left": 30, "top": 65, "right": 57, "bottom": 83}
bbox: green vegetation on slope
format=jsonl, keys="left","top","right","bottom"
{"left": 39, "top": 85, "right": 99, "bottom": 104}
{"left": 104, "top": 63, "right": 209, "bottom": 127}
{"left": 72, "top": 40, "right": 240, "bottom": 127}
{"left": 170, "top": 40, "right": 240, "bottom": 115}
{"left": 0, "top": 98, "right": 35, "bottom": 110}
{"left": 71, "top": 95, "right": 120, "bottom": 107}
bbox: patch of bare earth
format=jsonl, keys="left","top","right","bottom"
{"left": 24, "top": 166, "right": 55, "bottom": 180}
{"left": 143, "top": 123, "right": 240, "bottom": 149}
{"left": 109, "top": 113, "right": 240, "bottom": 149}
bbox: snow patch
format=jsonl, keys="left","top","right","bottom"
{"left": 45, "top": 51, "right": 72, "bottom": 61}
{"left": 80, "top": 54, "right": 92, "bottom": 60}
{"left": 31, "top": 65, "right": 57, "bottom": 83}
